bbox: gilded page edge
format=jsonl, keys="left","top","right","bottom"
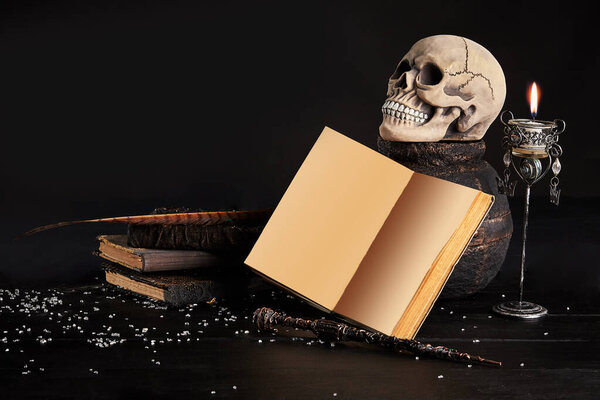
{"left": 97, "top": 252, "right": 144, "bottom": 272}
{"left": 105, "top": 271, "right": 166, "bottom": 301}
{"left": 391, "top": 192, "right": 494, "bottom": 339}
{"left": 98, "top": 235, "right": 137, "bottom": 254}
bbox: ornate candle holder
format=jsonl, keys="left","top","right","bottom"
{"left": 493, "top": 110, "right": 566, "bottom": 319}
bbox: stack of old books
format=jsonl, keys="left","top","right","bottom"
{"left": 96, "top": 209, "right": 271, "bottom": 305}
{"left": 96, "top": 234, "right": 225, "bottom": 305}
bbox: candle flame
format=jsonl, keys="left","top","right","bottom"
{"left": 529, "top": 82, "right": 539, "bottom": 118}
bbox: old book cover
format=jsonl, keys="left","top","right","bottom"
{"left": 245, "top": 126, "right": 493, "bottom": 339}
{"left": 97, "top": 234, "right": 223, "bottom": 273}
{"left": 102, "top": 262, "right": 220, "bottom": 305}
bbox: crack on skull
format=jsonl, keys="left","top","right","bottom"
{"left": 445, "top": 38, "right": 495, "bottom": 100}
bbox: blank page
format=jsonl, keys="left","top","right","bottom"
{"left": 245, "top": 127, "right": 413, "bottom": 310}
{"left": 333, "top": 172, "right": 478, "bottom": 335}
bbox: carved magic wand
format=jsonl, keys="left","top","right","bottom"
{"left": 254, "top": 307, "right": 501, "bottom": 367}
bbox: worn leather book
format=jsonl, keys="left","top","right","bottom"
{"left": 102, "top": 262, "right": 220, "bottom": 305}
{"left": 126, "top": 208, "right": 266, "bottom": 254}
{"left": 97, "top": 234, "right": 223, "bottom": 273}
{"left": 245, "top": 127, "right": 494, "bottom": 339}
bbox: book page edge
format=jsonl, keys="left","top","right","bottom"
{"left": 391, "top": 191, "right": 494, "bottom": 339}
{"left": 98, "top": 245, "right": 144, "bottom": 272}
{"left": 105, "top": 270, "right": 166, "bottom": 301}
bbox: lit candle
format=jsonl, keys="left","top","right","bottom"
{"left": 529, "top": 82, "right": 539, "bottom": 119}
{"left": 506, "top": 81, "right": 553, "bottom": 157}
{"left": 518, "top": 82, "right": 544, "bottom": 133}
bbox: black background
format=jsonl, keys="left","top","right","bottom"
{"left": 1, "top": 0, "right": 597, "bottom": 285}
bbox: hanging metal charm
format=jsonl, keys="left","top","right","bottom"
{"left": 549, "top": 177, "right": 560, "bottom": 206}
{"left": 497, "top": 169, "right": 516, "bottom": 196}
{"left": 546, "top": 119, "right": 565, "bottom": 206}
{"left": 497, "top": 111, "right": 517, "bottom": 196}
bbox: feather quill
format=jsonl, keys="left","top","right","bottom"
{"left": 20, "top": 209, "right": 273, "bottom": 238}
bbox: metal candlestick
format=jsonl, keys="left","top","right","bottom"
{"left": 493, "top": 110, "right": 566, "bottom": 319}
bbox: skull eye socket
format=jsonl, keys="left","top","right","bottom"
{"left": 418, "top": 63, "right": 443, "bottom": 86}
{"left": 390, "top": 60, "right": 411, "bottom": 80}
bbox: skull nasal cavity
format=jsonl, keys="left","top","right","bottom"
{"left": 394, "top": 74, "right": 408, "bottom": 89}
{"left": 418, "top": 63, "right": 443, "bottom": 85}
{"left": 392, "top": 60, "right": 411, "bottom": 89}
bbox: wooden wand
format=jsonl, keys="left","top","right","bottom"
{"left": 253, "top": 307, "right": 501, "bottom": 367}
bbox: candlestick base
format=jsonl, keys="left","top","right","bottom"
{"left": 492, "top": 301, "right": 547, "bottom": 319}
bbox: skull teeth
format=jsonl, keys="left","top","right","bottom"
{"left": 381, "top": 101, "right": 430, "bottom": 124}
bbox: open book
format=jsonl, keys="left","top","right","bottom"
{"left": 245, "top": 127, "right": 493, "bottom": 339}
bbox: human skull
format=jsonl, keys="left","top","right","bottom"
{"left": 379, "top": 35, "right": 506, "bottom": 142}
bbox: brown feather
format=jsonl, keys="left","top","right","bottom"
{"left": 19, "top": 209, "right": 273, "bottom": 238}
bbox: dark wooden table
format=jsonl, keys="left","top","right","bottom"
{"left": 2, "top": 198, "right": 599, "bottom": 399}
